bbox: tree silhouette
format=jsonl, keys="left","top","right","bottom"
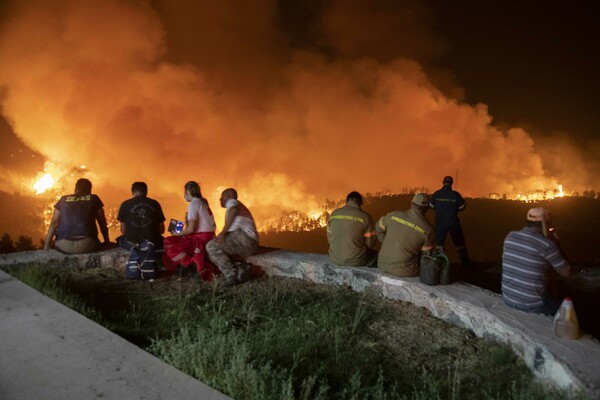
{"left": 15, "top": 235, "right": 37, "bottom": 252}
{"left": 0, "top": 233, "right": 16, "bottom": 253}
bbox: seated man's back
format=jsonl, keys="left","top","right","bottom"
{"left": 376, "top": 194, "right": 435, "bottom": 277}
{"left": 327, "top": 191, "right": 376, "bottom": 266}
{"left": 502, "top": 207, "right": 570, "bottom": 315}
{"left": 118, "top": 182, "right": 166, "bottom": 249}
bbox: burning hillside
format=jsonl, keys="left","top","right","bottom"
{"left": 0, "top": 0, "right": 597, "bottom": 234}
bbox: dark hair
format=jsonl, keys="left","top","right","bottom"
{"left": 184, "top": 181, "right": 204, "bottom": 199}
{"left": 527, "top": 220, "right": 544, "bottom": 229}
{"left": 223, "top": 188, "right": 238, "bottom": 199}
{"left": 74, "top": 178, "right": 92, "bottom": 196}
{"left": 131, "top": 182, "right": 148, "bottom": 196}
{"left": 346, "top": 191, "right": 363, "bottom": 205}
{"left": 443, "top": 176, "right": 454, "bottom": 185}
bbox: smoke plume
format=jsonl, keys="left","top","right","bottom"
{"left": 0, "top": 0, "right": 595, "bottom": 231}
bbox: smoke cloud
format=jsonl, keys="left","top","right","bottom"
{"left": 0, "top": 0, "right": 596, "bottom": 231}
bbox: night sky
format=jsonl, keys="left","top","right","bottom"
{"left": 430, "top": 0, "right": 598, "bottom": 144}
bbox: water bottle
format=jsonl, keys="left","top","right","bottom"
{"left": 554, "top": 297, "right": 580, "bottom": 340}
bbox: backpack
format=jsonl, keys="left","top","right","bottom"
{"left": 419, "top": 250, "right": 450, "bottom": 286}
{"left": 125, "top": 240, "right": 157, "bottom": 280}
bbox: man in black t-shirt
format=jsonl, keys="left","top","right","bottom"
{"left": 43, "top": 178, "right": 110, "bottom": 254}
{"left": 117, "top": 182, "right": 166, "bottom": 250}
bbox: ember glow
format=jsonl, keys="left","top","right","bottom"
{"left": 32, "top": 173, "right": 55, "bottom": 195}
{"left": 0, "top": 0, "right": 597, "bottom": 238}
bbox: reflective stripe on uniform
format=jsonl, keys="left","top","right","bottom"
{"left": 364, "top": 231, "right": 376, "bottom": 238}
{"left": 390, "top": 216, "right": 425, "bottom": 234}
{"left": 330, "top": 215, "right": 365, "bottom": 223}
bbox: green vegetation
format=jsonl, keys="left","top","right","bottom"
{"left": 3, "top": 265, "right": 579, "bottom": 400}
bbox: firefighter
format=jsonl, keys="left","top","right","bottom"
{"left": 429, "top": 176, "right": 470, "bottom": 267}
{"left": 327, "top": 191, "right": 377, "bottom": 267}
{"left": 375, "top": 193, "right": 435, "bottom": 277}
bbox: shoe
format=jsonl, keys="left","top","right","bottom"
{"left": 237, "top": 262, "right": 253, "bottom": 283}
{"left": 219, "top": 274, "right": 238, "bottom": 288}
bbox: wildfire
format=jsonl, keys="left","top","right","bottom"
{"left": 33, "top": 173, "right": 56, "bottom": 194}
{"left": 513, "top": 184, "right": 567, "bottom": 202}
{"left": 489, "top": 184, "right": 567, "bottom": 202}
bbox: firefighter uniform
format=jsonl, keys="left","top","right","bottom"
{"left": 429, "top": 184, "right": 470, "bottom": 266}
{"left": 327, "top": 200, "right": 376, "bottom": 266}
{"left": 376, "top": 209, "right": 435, "bottom": 277}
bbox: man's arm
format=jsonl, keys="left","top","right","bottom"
{"left": 546, "top": 240, "right": 571, "bottom": 278}
{"left": 96, "top": 208, "right": 110, "bottom": 243}
{"left": 457, "top": 192, "right": 466, "bottom": 212}
{"left": 364, "top": 214, "right": 377, "bottom": 249}
{"left": 217, "top": 205, "right": 239, "bottom": 243}
{"left": 159, "top": 222, "right": 165, "bottom": 234}
{"left": 43, "top": 209, "right": 60, "bottom": 250}
{"left": 557, "top": 265, "right": 572, "bottom": 277}
{"left": 375, "top": 217, "right": 387, "bottom": 242}
{"left": 421, "top": 229, "right": 436, "bottom": 255}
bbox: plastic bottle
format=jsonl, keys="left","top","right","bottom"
{"left": 554, "top": 297, "right": 580, "bottom": 340}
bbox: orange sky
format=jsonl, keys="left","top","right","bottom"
{"left": 0, "top": 0, "right": 597, "bottom": 232}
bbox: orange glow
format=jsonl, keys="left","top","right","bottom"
{"left": 510, "top": 184, "right": 568, "bottom": 203}
{"left": 1, "top": 1, "right": 594, "bottom": 240}
{"left": 33, "top": 173, "right": 56, "bottom": 194}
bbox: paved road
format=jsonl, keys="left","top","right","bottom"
{"left": 0, "top": 269, "right": 231, "bottom": 400}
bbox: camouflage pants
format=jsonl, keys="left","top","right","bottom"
{"left": 206, "top": 230, "right": 258, "bottom": 280}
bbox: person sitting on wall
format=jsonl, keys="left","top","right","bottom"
{"left": 375, "top": 193, "right": 436, "bottom": 277}
{"left": 117, "top": 181, "right": 166, "bottom": 250}
{"left": 43, "top": 178, "right": 110, "bottom": 254}
{"left": 502, "top": 207, "right": 571, "bottom": 315}
{"left": 163, "top": 181, "right": 218, "bottom": 280}
{"left": 327, "top": 191, "right": 377, "bottom": 267}
{"left": 206, "top": 188, "right": 259, "bottom": 287}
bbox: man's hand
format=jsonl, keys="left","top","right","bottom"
{"left": 216, "top": 232, "right": 227, "bottom": 244}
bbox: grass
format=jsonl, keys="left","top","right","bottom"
{"left": 2, "top": 265, "right": 583, "bottom": 400}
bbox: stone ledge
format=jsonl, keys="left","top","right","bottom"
{"left": 0, "top": 247, "right": 131, "bottom": 269}
{"left": 246, "top": 249, "right": 600, "bottom": 398}
{"left": 1, "top": 248, "right": 599, "bottom": 397}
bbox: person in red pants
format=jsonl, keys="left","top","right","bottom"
{"left": 164, "top": 181, "right": 218, "bottom": 280}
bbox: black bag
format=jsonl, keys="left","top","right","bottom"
{"left": 125, "top": 240, "right": 156, "bottom": 280}
{"left": 419, "top": 251, "right": 450, "bottom": 286}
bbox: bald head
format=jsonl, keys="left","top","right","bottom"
{"left": 220, "top": 188, "right": 238, "bottom": 207}
{"left": 222, "top": 188, "right": 238, "bottom": 199}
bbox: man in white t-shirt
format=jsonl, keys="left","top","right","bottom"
{"left": 206, "top": 188, "right": 259, "bottom": 286}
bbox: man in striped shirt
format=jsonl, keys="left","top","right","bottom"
{"left": 502, "top": 207, "right": 571, "bottom": 315}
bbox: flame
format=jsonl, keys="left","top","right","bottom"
{"left": 489, "top": 184, "right": 568, "bottom": 202}
{"left": 263, "top": 184, "right": 572, "bottom": 233}
{"left": 33, "top": 173, "right": 56, "bottom": 194}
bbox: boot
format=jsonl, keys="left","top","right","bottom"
{"left": 457, "top": 247, "right": 470, "bottom": 268}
